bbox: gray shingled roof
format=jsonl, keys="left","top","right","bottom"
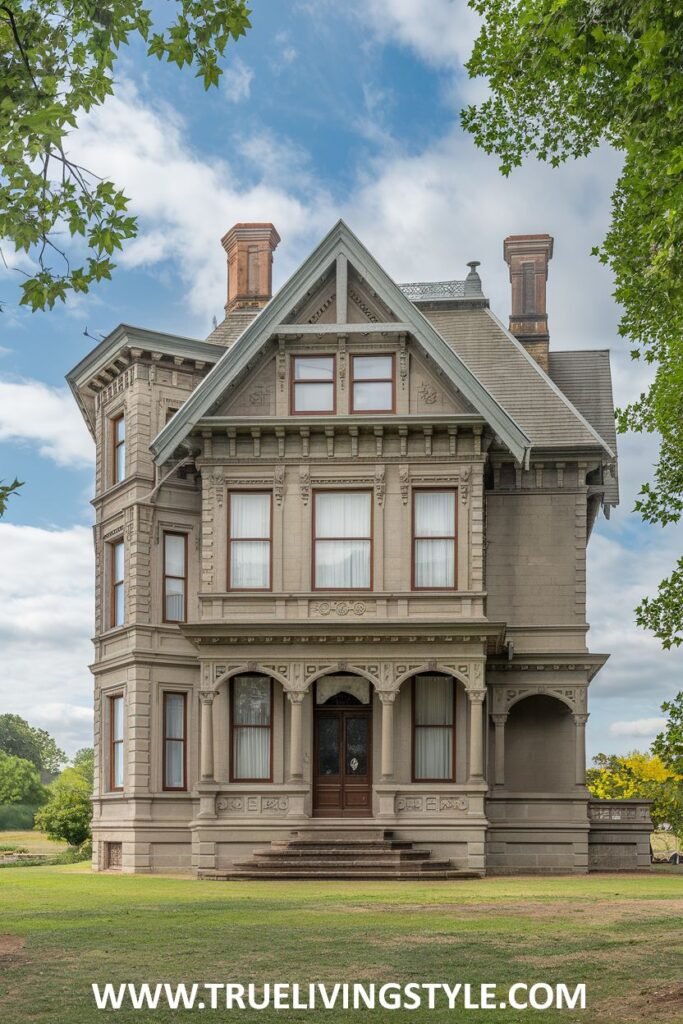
{"left": 549, "top": 349, "right": 619, "bottom": 506}
{"left": 206, "top": 309, "right": 260, "bottom": 346}
{"left": 421, "top": 307, "right": 614, "bottom": 453}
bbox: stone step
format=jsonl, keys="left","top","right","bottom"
{"left": 264, "top": 845, "right": 422, "bottom": 858}
{"left": 209, "top": 869, "right": 481, "bottom": 881}
{"left": 233, "top": 857, "right": 453, "bottom": 871}
{"left": 271, "top": 839, "right": 412, "bottom": 850}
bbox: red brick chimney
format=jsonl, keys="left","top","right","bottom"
{"left": 503, "top": 234, "right": 554, "bottom": 372}
{"left": 221, "top": 223, "right": 280, "bottom": 312}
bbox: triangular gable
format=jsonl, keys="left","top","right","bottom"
{"left": 151, "top": 220, "right": 534, "bottom": 465}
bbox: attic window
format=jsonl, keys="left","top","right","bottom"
{"left": 292, "top": 356, "right": 335, "bottom": 413}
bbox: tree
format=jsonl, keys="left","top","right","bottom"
{"left": 0, "top": 477, "right": 22, "bottom": 516}
{"left": 0, "top": 749, "right": 46, "bottom": 804}
{"left": 34, "top": 766, "right": 92, "bottom": 846}
{"left": 72, "top": 747, "right": 94, "bottom": 786}
{"left": 0, "top": 714, "right": 67, "bottom": 774}
{"left": 463, "top": 0, "right": 683, "bottom": 648}
{"left": 652, "top": 691, "right": 683, "bottom": 776}
{"left": 587, "top": 750, "right": 683, "bottom": 836}
{"left": 0, "top": 0, "right": 251, "bottom": 312}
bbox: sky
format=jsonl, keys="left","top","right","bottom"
{"left": 0, "top": 0, "right": 681, "bottom": 760}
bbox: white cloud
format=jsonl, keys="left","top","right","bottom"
{"left": 0, "top": 524, "right": 94, "bottom": 756}
{"left": 362, "top": 0, "right": 481, "bottom": 67}
{"left": 223, "top": 57, "right": 254, "bottom": 103}
{"left": 609, "top": 718, "right": 667, "bottom": 738}
{"left": 0, "top": 378, "right": 94, "bottom": 467}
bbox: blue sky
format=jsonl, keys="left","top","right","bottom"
{"left": 0, "top": 0, "right": 681, "bottom": 757}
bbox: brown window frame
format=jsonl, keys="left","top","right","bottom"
{"left": 227, "top": 491, "right": 273, "bottom": 591}
{"left": 411, "top": 676, "right": 456, "bottom": 783}
{"left": 109, "top": 693, "right": 124, "bottom": 792}
{"left": 312, "top": 489, "right": 373, "bottom": 592}
{"left": 229, "top": 676, "right": 274, "bottom": 783}
{"left": 163, "top": 532, "right": 188, "bottom": 623}
{"left": 112, "top": 413, "right": 125, "bottom": 485}
{"left": 350, "top": 353, "right": 395, "bottom": 414}
{"left": 411, "top": 488, "right": 458, "bottom": 591}
{"left": 110, "top": 538, "right": 125, "bottom": 628}
{"left": 162, "top": 691, "right": 187, "bottom": 791}
{"left": 290, "top": 354, "right": 336, "bottom": 415}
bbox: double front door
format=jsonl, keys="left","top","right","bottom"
{"left": 313, "top": 705, "right": 372, "bottom": 816}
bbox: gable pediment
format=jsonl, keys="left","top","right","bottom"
{"left": 151, "top": 221, "right": 542, "bottom": 466}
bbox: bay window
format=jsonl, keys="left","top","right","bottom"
{"left": 229, "top": 492, "right": 271, "bottom": 589}
{"left": 231, "top": 675, "right": 272, "bottom": 781}
{"left": 314, "top": 491, "right": 371, "bottom": 589}
{"left": 163, "top": 532, "right": 187, "bottom": 622}
{"left": 413, "top": 490, "right": 456, "bottom": 589}
{"left": 109, "top": 694, "right": 124, "bottom": 791}
{"left": 292, "top": 355, "right": 335, "bottom": 413}
{"left": 351, "top": 354, "right": 394, "bottom": 412}
{"left": 110, "top": 539, "right": 125, "bottom": 627}
{"left": 163, "top": 692, "right": 187, "bottom": 790}
{"left": 413, "top": 675, "right": 455, "bottom": 781}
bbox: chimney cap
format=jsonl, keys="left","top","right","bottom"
{"left": 221, "top": 222, "right": 281, "bottom": 253}
{"left": 503, "top": 233, "right": 554, "bottom": 262}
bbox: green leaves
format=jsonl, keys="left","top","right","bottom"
{"left": 0, "top": 0, "right": 252, "bottom": 311}
{"left": 464, "top": 0, "right": 683, "bottom": 649}
{"left": 0, "top": 477, "right": 22, "bottom": 517}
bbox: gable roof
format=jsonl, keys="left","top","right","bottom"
{"left": 150, "top": 220, "right": 614, "bottom": 467}
{"left": 151, "top": 220, "right": 533, "bottom": 465}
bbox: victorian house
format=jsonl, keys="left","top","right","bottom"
{"left": 68, "top": 221, "right": 652, "bottom": 877}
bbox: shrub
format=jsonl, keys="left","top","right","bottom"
{"left": 0, "top": 751, "right": 46, "bottom": 805}
{"left": 0, "top": 803, "right": 41, "bottom": 830}
{"left": 34, "top": 768, "right": 92, "bottom": 847}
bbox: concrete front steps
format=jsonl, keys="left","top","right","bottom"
{"left": 205, "top": 831, "right": 481, "bottom": 880}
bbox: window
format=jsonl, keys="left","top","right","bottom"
{"left": 231, "top": 675, "right": 272, "bottom": 781}
{"left": 413, "top": 490, "right": 456, "bottom": 589}
{"left": 163, "top": 693, "right": 186, "bottom": 790}
{"left": 413, "top": 675, "right": 455, "bottom": 781}
{"left": 229, "top": 493, "right": 271, "bottom": 589}
{"left": 112, "top": 414, "right": 125, "bottom": 483}
{"left": 110, "top": 540, "right": 125, "bottom": 627}
{"left": 163, "top": 533, "right": 187, "bottom": 622}
{"left": 109, "top": 694, "right": 124, "bottom": 791}
{"left": 291, "top": 355, "right": 335, "bottom": 413}
{"left": 314, "top": 491, "right": 371, "bottom": 589}
{"left": 351, "top": 355, "right": 394, "bottom": 412}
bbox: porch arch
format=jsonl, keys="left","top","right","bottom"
{"left": 504, "top": 693, "right": 575, "bottom": 792}
{"left": 211, "top": 663, "right": 289, "bottom": 695}
{"left": 304, "top": 663, "right": 380, "bottom": 693}
{"left": 394, "top": 663, "right": 471, "bottom": 693}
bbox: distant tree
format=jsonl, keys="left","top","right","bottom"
{"left": 587, "top": 750, "right": 683, "bottom": 836}
{"left": 72, "top": 747, "right": 94, "bottom": 786}
{"left": 463, "top": 0, "right": 683, "bottom": 649}
{"left": 0, "top": 714, "right": 66, "bottom": 774}
{"left": 34, "top": 766, "right": 92, "bottom": 847}
{"left": 0, "top": 749, "right": 46, "bottom": 805}
{"left": 652, "top": 692, "right": 683, "bottom": 776}
{"left": 0, "top": 0, "right": 251, "bottom": 312}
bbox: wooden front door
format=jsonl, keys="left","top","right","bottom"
{"left": 313, "top": 705, "right": 372, "bottom": 817}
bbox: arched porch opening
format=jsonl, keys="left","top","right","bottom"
{"left": 504, "top": 694, "right": 575, "bottom": 792}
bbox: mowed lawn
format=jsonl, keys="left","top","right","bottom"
{"left": 0, "top": 866, "right": 681, "bottom": 1024}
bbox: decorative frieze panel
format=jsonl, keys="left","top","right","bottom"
{"left": 589, "top": 801, "right": 651, "bottom": 823}
{"left": 395, "top": 794, "right": 469, "bottom": 815}
{"left": 311, "top": 600, "right": 371, "bottom": 617}
{"left": 216, "top": 795, "right": 289, "bottom": 816}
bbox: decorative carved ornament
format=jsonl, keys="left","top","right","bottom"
{"left": 312, "top": 601, "right": 368, "bottom": 617}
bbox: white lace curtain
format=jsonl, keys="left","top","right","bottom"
{"left": 414, "top": 491, "right": 455, "bottom": 588}
{"left": 414, "top": 675, "right": 454, "bottom": 780}
{"left": 315, "top": 491, "right": 371, "bottom": 588}
{"left": 232, "top": 675, "right": 272, "bottom": 779}
{"left": 164, "top": 693, "right": 185, "bottom": 788}
{"left": 230, "top": 494, "right": 271, "bottom": 588}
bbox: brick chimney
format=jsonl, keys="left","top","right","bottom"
{"left": 221, "top": 223, "right": 280, "bottom": 312}
{"left": 503, "top": 234, "right": 554, "bottom": 372}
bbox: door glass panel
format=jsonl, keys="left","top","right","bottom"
{"left": 345, "top": 717, "right": 368, "bottom": 776}
{"left": 318, "top": 717, "right": 340, "bottom": 776}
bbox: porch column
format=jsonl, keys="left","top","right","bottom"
{"left": 492, "top": 713, "right": 507, "bottom": 787}
{"left": 574, "top": 713, "right": 589, "bottom": 786}
{"left": 199, "top": 691, "right": 216, "bottom": 782}
{"left": 287, "top": 691, "right": 305, "bottom": 781}
{"left": 378, "top": 691, "right": 396, "bottom": 779}
{"left": 467, "top": 689, "right": 487, "bottom": 782}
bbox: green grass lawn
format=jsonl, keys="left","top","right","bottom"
{"left": 0, "top": 831, "right": 67, "bottom": 856}
{"left": 0, "top": 866, "right": 681, "bottom": 1024}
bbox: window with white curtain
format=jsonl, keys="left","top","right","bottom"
{"left": 163, "top": 692, "right": 186, "bottom": 790}
{"left": 163, "top": 533, "right": 187, "bottom": 622}
{"left": 231, "top": 675, "right": 272, "bottom": 780}
{"left": 413, "top": 675, "right": 455, "bottom": 781}
{"left": 229, "top": 493, "right": 271, "bottom": 589}
{"left": 413, "top": 490, "right": 456, "bottom": 589}
{"left": 314, "top": 491, "right": 371, "bottom": 589}
{"left": 292, "top": 355, "right": 335, "bottom": 412}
